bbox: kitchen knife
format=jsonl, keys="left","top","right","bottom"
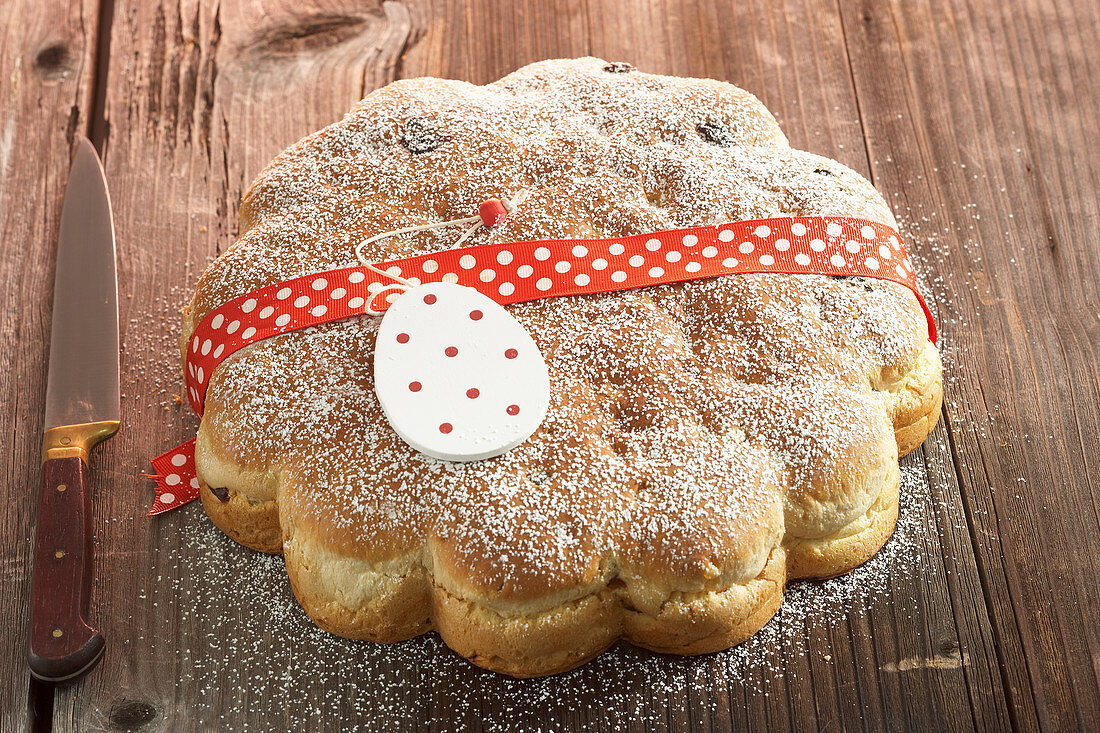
{"left": 29, "top": 137, "right": 119, "bottom": 685}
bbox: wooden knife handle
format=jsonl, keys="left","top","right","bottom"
{"left": 29, "top": 456, "right": 104, "bottom": 685}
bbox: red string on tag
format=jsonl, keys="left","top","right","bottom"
{"left": 150, "top": 216, "right": 935, "bottom": 515}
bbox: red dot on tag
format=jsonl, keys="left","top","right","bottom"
{"left": 466, "top": 388, "right": 480, "bottom": 399}
{"left": 396, "top": 333, "right": 409, "bottom": 343}
{"left": 445, "top": 346, "right": 458, "bottom": 357}
{"left": 439, "top": 422, "right": 453, "bottom": 434}
{"left": 409, "top": 381, "right": 422, "bottom": 392}
{"left": 505, "top": 348, "right": 518, "bottom": 359}
{"left": 424, "top": 294, "right": 437, "bottom": 305}
{"left": 469, "top": 310, "right": 483, "bottom": 321}
{"left": 507, "top": 404, "right": 520, "bottom": 415}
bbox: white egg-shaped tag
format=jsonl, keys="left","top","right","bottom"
{"left": 373, "top": 282, "right": 550, "bottom": 462}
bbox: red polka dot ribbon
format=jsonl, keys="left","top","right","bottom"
{"left": 149, "top": 216, "right": 935, "bottom": 515}
{"left": 150, "top": 438, "right": 199, "bottom": 514}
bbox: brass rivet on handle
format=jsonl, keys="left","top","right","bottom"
{"left": 55, "top": 550, "right": 65, "bottom": 559}
{"left": 57, "top": 484, "right": 67, "bottom": 492}
{"left": 52, "top": 629, "right": 63, "bottom": 638}
{"left": 60, "top": 436, "right": 71, "bottom": 445}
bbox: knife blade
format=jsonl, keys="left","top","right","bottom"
{"left": 29, "top": 137, "right": 120, "bottom": 685}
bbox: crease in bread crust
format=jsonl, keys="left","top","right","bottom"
{"left": 184, "top": 58, "right": 944, "bottom": 677}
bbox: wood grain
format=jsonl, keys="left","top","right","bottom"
{"left": 48, "top": 0, "right": 997, "bottom": 729}
{"left": 0, "top": 0, "right": 101, "bottom": 729}
{"left": 840, "top": 0, "right": 1100, "bottom": 727}
{"left": 0, "top": 0, "right": 1093, "bottom": 730}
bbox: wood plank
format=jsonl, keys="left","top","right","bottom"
{"left": 49, "top": 0, "right": 431, "bottom": 728}
{"left": 47, "top": 0, "right": 1014, "bottom": 729}
{"left": 839, "top": 0, "right": 1100, "bottom": 728}
{"left": 0, "top": 0, "right": 102, "bottom": 729}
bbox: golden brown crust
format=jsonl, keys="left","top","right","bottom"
{"left": 185, "top": 58, "right": 944, "bottom": 677}
{"left": 622, "top": 547, "right": 787, "bottom": 656}
{"left": 888, "top": 343, "right": 945, "bottom": 457}
{"left": 433, "top": 585, "right": 621, "bottom": 678}
{"left": 786, "top": 461, "right": 900, "bottom": 579}
{"left": 199, "top": 483, "right": 282, "bottom": 554}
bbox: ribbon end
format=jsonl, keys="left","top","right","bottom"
{"left": 148, "top": 438, "right": 200, "bottom": 515}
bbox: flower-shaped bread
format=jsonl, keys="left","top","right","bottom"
{"left": 183, "top": 58, "right": 942, "bottom": 677}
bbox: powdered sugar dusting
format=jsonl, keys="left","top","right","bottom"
{"left": 184, "top": 58, "right": 939, "bottom": 662}
{"left": 140, "top": 457, "right": 932, "bottom": 729}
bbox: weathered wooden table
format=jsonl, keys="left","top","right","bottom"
{"left": 3, "top": 0, "right": 1098, "bottom": 730}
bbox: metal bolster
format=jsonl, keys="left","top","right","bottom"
{"left": 42, "top": 421, "right": 120, "bottom": 464}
